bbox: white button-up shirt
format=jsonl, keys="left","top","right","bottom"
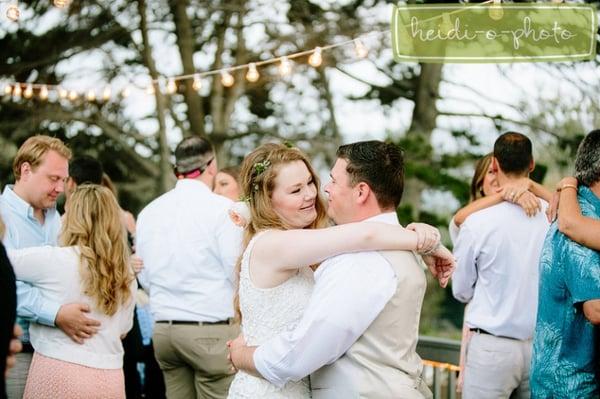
{"left": 253, "top": 212, "right": 398, "bottom": 387}
{"left": 136, "top": 179, "right": 242, "bottom": 322}
{"left": 452, "top": 202, "right": 549, "bottom": 340}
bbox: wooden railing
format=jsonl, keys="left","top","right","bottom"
{"left": 417, "top": 335, "right": 462, "bottom": 399}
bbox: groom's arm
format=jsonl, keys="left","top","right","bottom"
{"left": 246, "top": 252, "right": 396, "bottom": 388}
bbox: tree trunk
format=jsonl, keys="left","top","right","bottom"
{"left": 171, "top": 0, "right": 205, "bottom": 137}
{"left": 404, "top": 63, "right": 443, "bottom": 218}
{"left": 138, "top": 0, "right": 175, "bottom": 194}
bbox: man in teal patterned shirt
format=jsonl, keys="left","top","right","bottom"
{"left": 531, "top": 129, "right": 600, "bottom": 398}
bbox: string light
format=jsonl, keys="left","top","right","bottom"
{"left": 354, "top": 39, "right": 368, "bottom": 58}
{"left": 145, "top": 84, "right": 155, "bottom": 95}
{"left": 221, "top": 71, "right": 234, "bottom": 87}
{"left": 489, "top": 0, "right": 503, "bottom": 20}
{"left": 58, "top": 87, "right": 68, "bottom": 99}
{"left": 6, "top": 3, "right": 20, "bottom": 22}
{"left": 23, "top": 84, "right": 33, "bottom": 98}
{"left": 245, "top": 63, "right": 259, "bottom": 83}
{"left": 4, "top": 85, "right": 12, "bottom": 95}
{"left": 53, "top": 0, "right": 71, "bottom": 8}
{"left": 279, "top": 56, "right": 292, "bottom": 76}
{"left": 308, "top": 47, "right": 323, "bottom": 67}
{"left": 39, "top": 85, "right": 49, "bottom": 100}
{"left": 86, "top": 89, "right": 96, "bottom": 101}
{"left": 192, "top": 74, "right": 202, "bottom": 91}
{"left": 102, "top": 86, "right": 111, "bottom": 101}
{"left": 3, "top": 25, "right": 450, "bottom": 102}
{"left": 166, "top": 79, "right": 177, "bottom": 94}
{"left": 441, "top": 13, "right": 453, "bottom": 35}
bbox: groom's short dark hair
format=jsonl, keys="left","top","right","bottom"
{"left": 493, "top": 132, "right": 532, "bottom": 176}
{"left": 336, "top": 140, "right": 404, "bottom": 209}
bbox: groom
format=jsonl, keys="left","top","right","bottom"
{"left": 229, "top": 140, "right": 441, "bottom": 398}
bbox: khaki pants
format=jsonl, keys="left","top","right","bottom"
{"left": 463, "top": 332, "right": 532, "bottom": 399}
{"left": 6, "top": 351, "right": 32, "bottom": 399}
{"left": 153, "top": 322, "right": 240, "bottom": 399}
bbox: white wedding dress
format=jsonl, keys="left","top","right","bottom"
{"left": 227, "top": 232, "right": 314, "bottom": 399}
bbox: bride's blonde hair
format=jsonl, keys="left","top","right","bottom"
{"left": 233, "top": 143, "right": 328, "bottom": 321}
{"left": 60, "top": 184, "right": 133, "bottom": 316}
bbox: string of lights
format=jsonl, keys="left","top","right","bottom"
{"left": 2, "top": 0, "right": 503, "bottom": 103}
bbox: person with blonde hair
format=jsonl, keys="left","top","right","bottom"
{"left": 227, "top": 142, "right": 454, "bottom": 398}
{"left": 0, "top": 135, "right": 101, "bottom": 398}
{"left": 6, "top": 185, "right": 136, "bottom": 399}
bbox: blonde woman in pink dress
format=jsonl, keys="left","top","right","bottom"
{"left": 7, "top": 185, "right": 136, "bottom": 399}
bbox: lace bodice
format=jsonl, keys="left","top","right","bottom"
{"left": 228, "top": 231, "right": 314, "bottom": 399}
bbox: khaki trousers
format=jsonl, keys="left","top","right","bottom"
{"left": 463, "top": 332, "right": 532, "bottom": 399}
{"left": 153, "top": 322, "right": 239, "bottom": 399}
{"left": 6, "top": 351, "right": 32, "bottom": 399}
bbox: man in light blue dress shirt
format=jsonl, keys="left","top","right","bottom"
{"left": 453, "top": 132, "right": 549, "bottom": 399}
{"left": 1, "top": 136, "right": 100, "bottom": 398}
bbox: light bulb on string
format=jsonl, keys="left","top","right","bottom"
{"left": 39, "top": 85, "right": 49, "bottom": 100}
{"left": 221, "top": 71, "right": 235, "bottom": 87}
{"left": 58, "top": 87, "right": 68, "bottom": 99}
{"left": 13, "top": 85, "right": 22, "bottom": 98}
{"left": 192, "top": 75, "right": 202, "bottom": 91}
{"left": 166, "top": 79, "right": 177, "bottom": 94}
{"left": 308, "top": 47, "right": 323, "bottom": 67}
{"left": 246, "top": 63, "right": 259, "bottom": 83}
{"left": 440, "top": 13, "right": 453, "bottom": 35}
{"left": 6, "top": 4, "right": 20, "bottom": 22}
{"left": 68, "top": 90, "right": 78, "bottom": 101}
{"left": 53, "top": 0, "right": 71, "bottom": 8}
{"left": 121, "top": 87, "right": 130, "bottom": 98}
{"left": 489, "top": 0, "right": 503, "bottom": 20}
{"left": 354, "top": 39, "right": 368, "bottom": 58}
{"left": 279, "top": 57, "right": 292, "bottom": 76}
{"left": 145, "top": 83, "right": 155, "bottom": 95}
{"left": 23, "top": 84, "right": 33, "bottom": 99}
{"left": 86, "top": 90, "right": 96, "bottom": 101}
{"left": 102, "top": 86, "right": 111, "bottom": 101}
{"left": 4, "top": 85, "right": 12, "bottom": 96}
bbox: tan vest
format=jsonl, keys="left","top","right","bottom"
{"left": 311, "top": 250, "right": 432, "bottom": 399}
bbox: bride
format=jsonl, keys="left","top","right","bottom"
{"left": 226, "top": 143, "right": 453, "bottom": 398}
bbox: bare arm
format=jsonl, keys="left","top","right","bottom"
{"left": 529, "top": 181, "right": 553, "bottom": 202}
{"left": 228, "top": 336, "right": 260, "bottom": 377}
{"left": 253, "top": 222, "right": 424, "bottom": 273}
{"left": 583, "top": 300, "right": 600, "bottom": 325}
{"left": 557, "top": 181, "right": 600, "bottom": 250}
{"left": 454, "top": 194, "right": 503, "bottom": 227}
{"left": 454, "top": 178, "right": 550, "bottom": 227}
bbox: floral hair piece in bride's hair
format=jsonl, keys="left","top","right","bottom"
{"left": 252, "top": 159, "right": 271, "bottom": 192}
{"left": 229, "top": 201, "right": 251, "bottom": 228}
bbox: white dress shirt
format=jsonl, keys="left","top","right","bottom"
{"left": 136, "top": 179, "right": 242, "bottom": 322}
{"left": 452, "top": 202, "right": 549, "bottom": 340}
{"left": 253, "top": 212, "right": 398, "bottom": 388}
{"left": 8, "top": 246, "right": 136, "bottom": 369}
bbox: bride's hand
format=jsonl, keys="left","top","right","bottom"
{"left": 226, "top": 334, "right": 247, "bottom": 371}
{"left": 421, "top": 245, "right": 455, "bottom": 288}
{"left": 406, "top": 223, "right": 441, "bottom": 254}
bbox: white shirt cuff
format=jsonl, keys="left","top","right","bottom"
{"left": 253, "top": 345, "right": 288, "bottom": 388}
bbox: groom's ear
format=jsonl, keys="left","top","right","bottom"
{"left": 355, "top": 182, "right": 371, "bottom": 205}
